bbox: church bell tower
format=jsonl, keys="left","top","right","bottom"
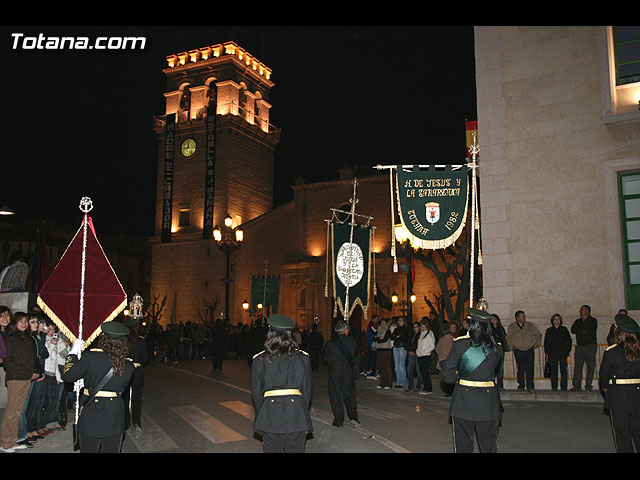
{"left": 151, "top": 41, "right": 280, "bottom": 322}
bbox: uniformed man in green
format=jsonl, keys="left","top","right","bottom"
{"left": 251, "top": 314, "right": 313, "bottom": 453}
{"left": 62, "top": 321, "right": 135, "bottom": 453}
{"left": 441, "top": 308, "right": 503, "bottom": 453}
{"left": 599, "top": 312, "right": 640, "bottom": 453}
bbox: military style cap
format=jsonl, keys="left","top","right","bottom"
{"left": 468, "top": 308, "right": 493, "bottom": 323}
{"left": 615, "top": 313, "right": 639, "bottom": 333}
{"left": 267, "top": 314, "right": 295, "bottom": 331}
{"left": 101, "top": 321, "right": 130, "bottom": 338}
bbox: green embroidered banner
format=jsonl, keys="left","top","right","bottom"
{"left": 396, "top": 165, "right": 469, "bottom": 249}
{"left": 250, "top": 275, "right": 280, "bottom": 317}
{"left": 331, "top": 221, "right": 372, "bottom": 320}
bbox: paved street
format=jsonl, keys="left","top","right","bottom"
{"left": 3, "top": 359, "right": 616, "bottom": 454}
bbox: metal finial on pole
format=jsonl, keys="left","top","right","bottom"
{"left": 79, "top": 196, "right": 93, "bottom": 213}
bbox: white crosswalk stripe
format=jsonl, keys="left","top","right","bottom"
{"left": 220, "top": 400, "right": 255, "bottom": 421}
{"left": 170, "top": 404, "right": 246, "bottom": 444}
{"left": 125, "top": 411, "right": 179, "bottom": 452}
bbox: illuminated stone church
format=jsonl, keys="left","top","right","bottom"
{"left": 149, "top": 41, "right": 450, "bottom": 339}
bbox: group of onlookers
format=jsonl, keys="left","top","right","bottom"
{"left": 362, "top": 304, "right": 629, "bottom": 395}
{"left": 0, "top": 305, "right": 69, "bottom": 452}
{"left": 364, "top": 312, "right": 461, "bottom": 396}
{"left": 503, "top": 304, "right": 627, "bottom": 393}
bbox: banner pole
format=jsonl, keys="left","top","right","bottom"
{"left": 74, "top": 197, "right": 93, "bottom": 426}
{"left": 262, "top": 259, "right": 268, "bottom": 316}
{"left": 344, "top": 178, "right": 359, "bottom": 323}
{"left": 469, "top": 134, "right": 480, "bottom": 309}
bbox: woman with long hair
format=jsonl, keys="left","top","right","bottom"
{"left": 391, "top": 316, "right": 410, "bottom": 389}
{"left": 490, "top": 314, "right": 508, "bottom": 390}
{"left": 61, "top": 321, "right": 134, "bottom": 453}
{"left": 0, "top": 312, "right": 40, "bottom": 452}
{"left": 416, "top": 320, "right": 436, "bottom": 395}
{"left": 374, "top": 318, "right": 393, "bottom": 389}
{"left": 599, "top": 313, "right": 640, "bottom": 453}
{"left": 406, "top": 322, "right": 423, "bottom": 392}
{"left": 441, "top": 308, "right": 503, "bottom": 453}
{"left": 251, "top": 314, "right": 313, "bottom": 453}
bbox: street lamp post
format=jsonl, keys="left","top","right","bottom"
{"left": 213, "top": 214, "right": 244, "bottom": 322}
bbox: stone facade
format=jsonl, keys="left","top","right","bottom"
{"left": 474, "top": 26, "right": 640, "bottom": 386}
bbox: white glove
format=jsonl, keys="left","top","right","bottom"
{"left": 69, "top": 339, "right": 85, "bottom": 356}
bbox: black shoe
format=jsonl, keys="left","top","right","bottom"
{"left": 332, "top": 422, "right": 343, "bottom": 428}
{"left": 17, "top": 440, "right": 34, "bottom": 448}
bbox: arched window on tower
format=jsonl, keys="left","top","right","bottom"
{"left": 180, "top": 88, "right": 191, "bottom": 111}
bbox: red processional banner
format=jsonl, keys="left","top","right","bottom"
{"left": 37, "top": 215, "right": 127, "bottom": 347}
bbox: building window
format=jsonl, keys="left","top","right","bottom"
{"left": 613, "top": 26, "right": 640, "bottom": 86}
{"left": 620, "top": 171, "right": 640, "bottom": 309}
{"left": 179, "top": 209, "right": 191, "bottom": 227}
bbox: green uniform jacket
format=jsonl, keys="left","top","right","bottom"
{"left": 62, "top": 348, "right": 134, "bottom": 438}
{"left": 251, "top": 349, "right": 313, "bottom": 435}
{"left": 441, "top": 335, "right": 503, "bottom": 422}
{"left": 599, "top": 344, "right": 640, "bottom": 413}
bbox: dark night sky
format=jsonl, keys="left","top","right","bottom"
{"left": 1, "top": 26, "right": 477, "bottom": 236}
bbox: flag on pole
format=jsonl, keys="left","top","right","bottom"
{"left": 37, "top": 214, "right": 126, "bottom": 347}
{"left": 374, "top": 282, "right": 392, "bottom": 311}
{"left": 465, "top": 120, "right": 478, "bottom": 157}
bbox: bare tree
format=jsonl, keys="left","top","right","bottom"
{"left": 407, "top": 232, "right": 471, "bottom": 324}
{"left": 146, "top": 294, "right": 167, "bottom": 325}
{"left": 423, "top": 286, "right": 458, "bottom": 320}
{"left": 197, "top": 297, "right": 220, "bottom": 324}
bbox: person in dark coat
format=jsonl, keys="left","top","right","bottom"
{"left": 62, "top": 322, "right": 134, "bottom": 453}
{"left": 211, "top": 318, "right": 226, "bottom": 370}
{"left": 123, "top": 318, "right": 149, "bottom": 432}
{"left": 543, "top": 314, "right": 572, "bottom": 391}
{"left": 323, "top": 321, "right": 359, "bottom": 427}
{"left": 570, "top": 305, "right": 598, "bottom": 391}
{"left": 247, "top": 317, "right": 268, "bottom": 367}
{"left": 308, "top": 324, "right": 324, "bottom": 371}
{"left": 490, "top": 314, "right": 508, "bottom": 391}
{"left": 251, "top": 314, "right": 313, "bottom": 453}
{"left": 441, "top": 308, "right": 503, "bottom": 453}
{"left": 599, "top": 313, "right": 640, "bottom": 453}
